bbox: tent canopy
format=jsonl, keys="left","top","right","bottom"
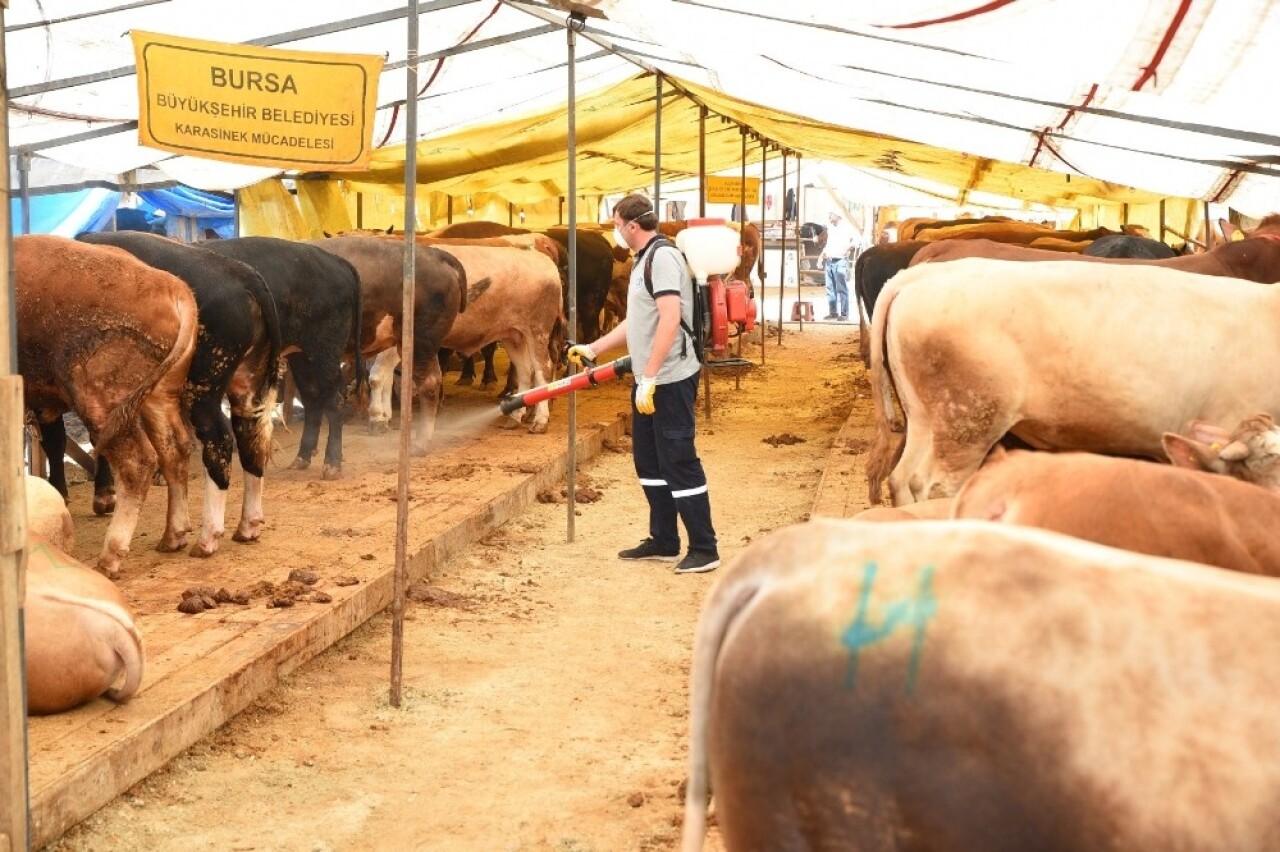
{"left": 8, "top": 0, "right": 1279, "bottom": 215}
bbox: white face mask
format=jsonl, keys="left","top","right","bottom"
{"left": 614, "top": 225, "right": 629, "bottom": 250}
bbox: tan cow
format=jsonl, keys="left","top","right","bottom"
{"left": 915, "top": 222, "right": 1114, "bottom": 244}
{"left": 682, "top": 520, "right": 1280, "bottom": 851}
{"left": 25, "top": 475, "right": 75, "bottom": 552}
{"left": 866, "top": 258, "right": 1280, "bottom": 505}
{"left": 24, "top": 534, "right": 145, "bottom": 715}
{"left": 953, "top": 448, "right": 1280, "bottom": 576}
{"left": 17, "top": 235, "right": 198, "bottom": 577}
{"left": 851, "top": 497, "right": 954, "bottom": 521}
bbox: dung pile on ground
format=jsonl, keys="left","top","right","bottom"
{"left": 763, "top": 433, "right": 807, "bottom": 447}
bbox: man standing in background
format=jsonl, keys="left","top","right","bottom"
{"left": 822, "top": 211, "right": 855, "bottom": 321}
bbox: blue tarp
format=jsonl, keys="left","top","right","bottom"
{"left": 138, "top": 187, "right": 236, "bottom": 239}
{"left": 8, "top": 185, "right": 236, "bottom": 239}
{"left": 10, "top": 188, "right": 121, "bottom": 237}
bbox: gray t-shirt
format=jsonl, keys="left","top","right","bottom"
{"left": 626, "top": 238, "right": 701, "bottom": 385}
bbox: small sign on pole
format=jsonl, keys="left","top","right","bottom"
{"left": 131, "top": 31, "right": 384, "bottom": 171}
{"left": 705, "top": 175, "right": 760, "bottom": 205}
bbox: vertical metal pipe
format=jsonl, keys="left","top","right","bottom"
{"left": 566, "top": 13, "right": 582, "bottom": 542}
{"left": 18, "top": 153, "right": 31, "bottom": 235}
{"left": 778, "top": 150, "right": 787, "bottom": 346}
{"left": 1, "top": 5, "right": 31, "bottom": 847}
{"left": 355, "top": 191, "right": 364, "bottom": 230}
{"left": 758, "top": 142, "right": 766, "bottom": 367}
{"left": 1203, "top": 200, "right": 1213, "bottom": 251}
{"left": 447, "top": 195, "right": 453, "bottom": 224}
{"left": 653, "top": 74, "right": 662, "bottom": 219}
{"left": 698, "top": 106, "right": 706, "bottom": 218}
{"left": 795, "top": 152, "right": 804, "bottom": 332}
{"left": 390, "top": 0, "right": 419, "bottom": 709}
{"left": 736, "top": 130, "right": 745, "bottom": 390}
{"left": 1159, "top": 198, "right": 1167, "bottom": 244}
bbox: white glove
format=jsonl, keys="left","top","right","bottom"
{"left": 566, "top": 343, "right": 596, "bottom": 367}
{"left": 635, "top": 375, "right": 657, "bottom": 415}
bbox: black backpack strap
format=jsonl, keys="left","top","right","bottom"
{"left": 643, "top": 237, "right": 697, "bottom": 359}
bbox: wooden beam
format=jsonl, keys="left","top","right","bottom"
{"left": 1, "top": 377, "right": 30, "bottom": 852}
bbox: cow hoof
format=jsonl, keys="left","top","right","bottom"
{"left": 481, "top": 380, "right": 498, "bottom": 391}
{"left": 367, "top": 420, "right": 389, "bottom": 436}
{"left": 95, "top": 559, "right": 122, "bottom": 581}
{"left": 322, "top": 464, "right": 343, "bottom": 481}
{"left": 528, "top": 421, "right": 549, "bottom": 435}
{"left": 499, "top": 418, "right": 521, "bottom": 430}
{"left": 290, "top": 456, "right": 312, "bottom": 470}
{"left": 156, "top": 535, "right": 187, "bottom": 553}
{"left": 232, "top": 525, "right": 262, "bottom": 543}
{"left": 188, "top": 540, "right": 219, "bottom": 558}
{"left": 456, "top": 375, "right": 474, "bottom": 386}
{"left": 92, "top": 494, "right": 116, "bottom": 516}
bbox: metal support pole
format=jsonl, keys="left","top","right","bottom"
{"left": 698, "top": 106, "right": 707, "bottom": 218}
{"left": 653, "top": 74, "right": 662, "bottom": 219}
{"left": 447, "top": 195, "right": 453, "bottom": 224}
{"left": 736, "top": 129, "right": 746, "bottom": 390}
{"left": 1203, "top": 200, "right": 1213, "bottom": 251}
{"left": 759, "top": 142, "right": 767, "bottom": 366}
{"left": 1159, "top": 198, "right": 1167, "bottom": 244}
{"left": 795, "top": 152, "right": 804, "bottom": 332}
{"left": 566, "top": 12, "right": 583, "bottom": 542}
{"left": 355, "top": 191, "right": 364, "bottom": 230}
{"left": 778, "top": 150, "right": 787, "bottom": 346}
{"left": 0, "top": 4, "right": 32, "bottom": 846}
{"left": 390, "top": 0, "right": 419, "bottom": 710}
{"left": 17, "top": 153, "right": 31, "bottom": 235}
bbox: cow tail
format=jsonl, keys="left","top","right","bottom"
{"left": 247, "top": 269, "right": 282, "bottom": 461}
{"left": 681, "top": 575, "right": 765, "bottom": 852}
{"left": 866, "top": 276, "right": 908, "bottom": 505}
{"left": 95, "top": 292, "right": 197, "bottom": 458}
{"left": 105, "top": 618, "right": 145, "bottom": 704}
{"left": 349, "top": 261, "right": 370, "bottom": 415}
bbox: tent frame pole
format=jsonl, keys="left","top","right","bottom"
{"left": 390, "top": 0, "right": 420, "bottom": 710}
{"left": 566, "top": 12, "right": 583, "bottom": 543}
{"left": 0, "top": 3, "right": 32, "bottom": 848}
{"left": 758, "top": 142, "right": 767, "bottom": 366}
{"left": 653, "top": 74, "right": 662, "bottom": 218}
{"left": 778, "top": 149, "right": 787, "bottom": 347}
{"left": 795, "top": 152, "right": 804, "bottom": 332}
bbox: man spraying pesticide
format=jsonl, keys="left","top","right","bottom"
{"left": 501, "top": 195, "right": 744, "bottom": 575}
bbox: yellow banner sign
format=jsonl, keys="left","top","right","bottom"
{"left": 132, "top": 31, "right": 384, "bottom": 171}
{"left": 705, "top": 176, "right": 761, "bottom": 205}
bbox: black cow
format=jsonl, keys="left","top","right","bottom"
{"left": 542, "top": 227, "right": 614, "bottom": 343}
{"left": 309, "top": 236, "right": 467, "bottom": 453}
{"left": 1083, "top": 234, "right": 1178, "bottom": 259}
{"left": 203, "top": 237, "right": 366, "bottom": 479}
{"left": 853, "top": 240, "right": 928, "bottom": 367}
{"left": 75, "top": 231, "right": 283, "bottom": 554}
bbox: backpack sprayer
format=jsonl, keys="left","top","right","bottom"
{"left": 499, "top": 355, "right": 633, "bottom": 416}
{"left": 498, "top": 219, "right": 756, "bottom": 415}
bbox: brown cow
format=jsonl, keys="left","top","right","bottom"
{"left": 24, "top": 533, "right": 145, "bottom": 714}
{"left": 910, "top": 214, "right": 1280, "bottom": 282}
{"left": 310, "top": 236, "right": 467, "bottom": 453}
{"left": 17, "top": 235, "right": 198, "bottom": 577}
{"left": 366, "top": 244, "right": 563, "bottom": 434}
{"left": 866, "top": 258, "right": 1280, "bottom": 505}
{"left": 953, "top": 448, "right": 1280, "bottom": 576}
{"left": 851, "top": 497, "right": 954, "bottom": 521}
{"left": 915, "top": 222, "right": 1115, "bottom": 244}
{"left": 681, "top": 520, "right": 1280, "bottom": 851}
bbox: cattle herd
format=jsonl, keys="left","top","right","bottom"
{"left": 11, "top": 218, "right": 762, "bottom": 718}
{"left": 681, "top": 214, "right": 1280, "bottom": 850}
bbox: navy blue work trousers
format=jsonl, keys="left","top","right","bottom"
{"left": 632, "top": 371, "right": 718, "bottom": 554}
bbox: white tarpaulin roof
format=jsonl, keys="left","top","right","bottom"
{"left": 7, "top": 0, "right": 1280, "bottom": 215}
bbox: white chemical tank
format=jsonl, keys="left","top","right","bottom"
{"left": 676, "top": 218, "right": 739, "bottom": 282}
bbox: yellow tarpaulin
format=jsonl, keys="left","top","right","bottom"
{"left": 320, "top": 74, "right": 1166, "bottom": 211}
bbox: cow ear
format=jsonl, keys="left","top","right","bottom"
{"left": 385, "top": 225, "right": 394, "bottom": 235}
{"left": 1186, "top": 420, "right": 1231, "bottom": 446}
{"left": 322, "top": 230, "right": 333, "bottom": 238}
{"left": 1162, "top": 432, "right": 1220, "bottom": 471}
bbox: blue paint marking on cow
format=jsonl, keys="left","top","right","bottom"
{"left": 842, "top": 562, "right": 937, "bottom": 694}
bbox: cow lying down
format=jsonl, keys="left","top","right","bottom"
{"left": 25, "top": 474, "right": 74, "bottom": 552}
{"left": 25, "top": 534, "right": 144, "bottom": 715}
{"left": 682, "top": 520, "right": 1280, "bottom": 851}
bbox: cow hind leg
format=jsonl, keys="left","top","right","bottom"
{"left": 287, "top": 356, "right": 325, "bottom": 469}
{"left": 321, "top": 387, "right": 346, "bottom": 480}
{"left": 139, "top": 398, "right": 193, "bottom": 553}
{"left": 188, "top": 399, "right": 234, "bottom": 557}
{"left": 366, "top": 348, "right": 400, "bottom": 435}
{"left": 457, "top": 354, "right": 476, "bottom": 386}
{"left": 94, "top": 428, "right": 157, "bottom": 579}
{"left": 523, "top": 334, "right": 552, "bottom": 434}
{"left": 411, "top": 352, "right": 443, "bottom": 455}
{"left": 229, "top": 401, "right": 271, "bottom": 544}
{"left": 481, "top": 342, "right": 500, "bottom": 389}
{"left": 38, "top": 415, "right": 72, "bottom": 501}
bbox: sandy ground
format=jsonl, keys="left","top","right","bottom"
{"left": 44, "top": 317, "right": 868, "bottom": 852}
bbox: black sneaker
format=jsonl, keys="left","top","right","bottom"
{"left": 618, "top": 538, "right": 679, "bottom": 562}
{"left": 822, "top": 313, "right": 838, "bottom": 320}
{"left": 674, "top": 550, "right": 721, "bottom": 574}
{"left": 838, "top": 314, "right": 849, "bottom": 321}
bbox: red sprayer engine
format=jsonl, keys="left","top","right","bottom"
{"left": 680, "top": 218, "right": 757, "bottom": 364}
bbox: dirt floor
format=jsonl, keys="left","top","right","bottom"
{"left": 43, "top": 319, "right": 869, "bottom": 852}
